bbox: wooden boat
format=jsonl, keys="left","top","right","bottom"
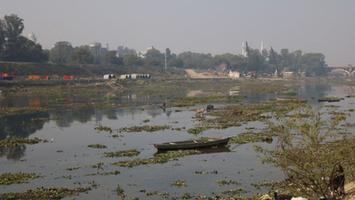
{"left": 155, "top": 146, "right": 231, "bottom": 155}
{"left": 154, "top": 137, "right": 230, "bottom": 151}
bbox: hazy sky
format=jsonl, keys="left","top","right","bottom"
{"left": 1, "top": 0, "right": 354, "bottom": 65}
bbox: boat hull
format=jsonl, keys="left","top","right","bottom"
{"left": 154, "top": 138, "right": 230, "bottom": 151}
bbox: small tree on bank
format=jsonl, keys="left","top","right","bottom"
{"left": 256, "top": 108, "right": 355, "bottom": 199}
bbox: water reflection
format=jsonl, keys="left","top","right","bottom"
{"left": 299, "top": 82, "right": 331, "bottom": 102}
{"left": 0, "top": 112, "right": 49, "bottom": 139}
{"left": 0, "top": 112, "right": 49, "bottom": 160}
{"left": 0, "top": 82, "right": 340, "bottom": 162}
{"left": 0, "top": 145, "right": 26, "bottom": 160}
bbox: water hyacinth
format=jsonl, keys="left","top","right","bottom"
{"left": 0, "top": 137, "right": 44, "bottom": 147}
{"left": 119, "top": 125, "right": 170, "bottom": 133}
{"left": 87, "top": 144, "right": 107, "bottom": 149}
{"left": 113, "top": 150, "right": 201, "bottom": 167}
{"left": 171, "top": 179, "right": 187, "bottom": 187}
{"left": 0, "top": 187, "right": 90, "bottom": 200}
{"left": 0, "top": 172, "right": 39, "bottom": 185}
{"left": 104, "top": 149, "right": 140, "bottom": 157}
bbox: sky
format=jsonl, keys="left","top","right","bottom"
{"left": 0, "top": 0, "right": 354, "bottom": 65}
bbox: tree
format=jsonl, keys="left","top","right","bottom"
{"left": 1, "top": 14, "right": 24, "bottom": 61}
{"left": 280, "top": 48, "right": 290, "bottom": 70}
{"left": 117, "top": 46, "right": 136, "bottom": 57}
{"left": 300, "top": 53, "right": 327, "bottom": 76}
{"left": 256, "top": 108, "right": 354, "bottom": 199}
{"left": 246, "top": 49, "right": 266, "bottom": 73}
{"left": 144, "top": 48, "right": 164, "bottom": 67}
{"left": 16, "top": 36, "right": 48, "bottom": 62}
{"left": 49, "top": 41, "right": 74, "bottom": 64}
{"left": 292, "top": 50, "right": 302, "bottom": 72}
{"left": 104, "top": 50, "right": 123, "bottom": 65}
{"left": 178, "top": 51, "right": 214, "bottom": 69}
{"left": 165, "top": 48, "right": 171, "bottom": 58}
{"left": 269, "top": 47, "right": 279, "bottom": 74}
{"left": 0, "top": 14, "right": 47, "bottom": 62}
{"left": 122, "top": 54, "right": 142, "bottom": 66}
{"left": 0, "top": 19, "right": 5, "bottom": 56}
{"left": 71, "top": 47, "right": 94, "bottom": 64}
{"left": 167, "top": 53, "right": 183, "bottom": 68}
{"left": 213, "top": 53, "right": 247, "bottom": 72}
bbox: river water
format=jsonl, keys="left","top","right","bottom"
{"left": 0, "top": 80, "right": 354, "bottom": 199}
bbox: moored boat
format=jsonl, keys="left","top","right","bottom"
{"left": 154, "top": 137, "right": 230, "bottom": 151}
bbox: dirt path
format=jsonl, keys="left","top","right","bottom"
{"left": 185, "top": 69, "right": 227, "bottom": 79}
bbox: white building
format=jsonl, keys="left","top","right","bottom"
{"left": 119, "top": 74, "right": 151, "bottom": 80}
{"left": 103, "top": 74, "right": 115, "bottom": 80}
{"left": 241, "top": 41, "right": 249, "bottom": 57}
{"left": 137, "top": 46, "right": 155, "bottom": 58}
{"left": 282, "top": 71, "right": 295, "bottom": 79}
{"left": 228, "top": 71, "right": 240, "bottom": 79}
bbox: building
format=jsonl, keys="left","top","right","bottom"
{"left": 260, "top": 41, "right": 264, "bottom": 53}
{"left": 137, "top": 46, "right": 155, "bottom": 58}
{"left": 116, "top": 46, "right": 137, "bottom": 58}
{"left": 228, "top": 71, "right": 240, "bottom": 79}
{"left": 282, "top": 71, "right": 295, "bottom": 79}
{"left": 119, "top": 74, "right": 151, "bottom": 80}
{"left": 241, "top": 41, "right": 249, "bottom": 57}
{"left": 103, "top": 74, "right": 116, "bottom": 80}
{"left": 89, "top": 42, "right": 108, "bottom": 64}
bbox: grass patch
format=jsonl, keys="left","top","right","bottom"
{"left": 119, "top": 125, "right": 170, "bottom": 133}
{"left": 170, "top": 95, "right": 241, "bottom": 107}
{"left": 66, "top": 167, "right": 81, "bottom": 171}
{"left": 229, "top": 132, "right": 274, "bottom": 144}
{"left": 0, "top": 137, "right": 44, "bottom": 147}
{"left": 222, "top": 188, "right": 247, "bottom": 196}
{"left": 0, "top": 187, "right": 90, "bottom": 200}
{"left": 104, "top": 149, "right": 140, "bottom": 157}
{"left": 187, "top": 127, "right": 209, "bottom": 135}
{"left": 318, "top": 96, "right": 344, "bottom": 102}
{"left": 88, "top": 144, "right": 107, "bottom": 149}
{"left": 0, "top": 172, "right": 39, "bottom": 185}
{"left": 171, "top": 179, "right": 187, "bottom": 187}
{"left": 112, "top": 150, "right": 201, "bottom": 168}
{"left": 94, "top": 125, "right": 113, "bottom": 133}
{"left": 217, "top": 179, "right": 241, "bottom": 186}
{"left": 201, "top": 99, "right": 306, "bottom": 130}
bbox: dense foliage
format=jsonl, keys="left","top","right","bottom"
{"left": 256, "top": 108, "right": 355, "bottom": 199}
{"left": 0, "top": 14, "right": 47, "bottom": 62}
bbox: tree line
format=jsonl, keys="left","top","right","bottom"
{"left": 0, "top": 14, "right": 47, "bottom": 62}
{"left": 0, "top": 14, "right": 328, "bottom": 76}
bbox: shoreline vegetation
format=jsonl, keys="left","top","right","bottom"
{"left": 0, "top": 78, "right": 354, "bottom": 199}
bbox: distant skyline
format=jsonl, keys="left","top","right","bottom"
{"left": 1, "top": 0, "right": 354, "bottom": 65}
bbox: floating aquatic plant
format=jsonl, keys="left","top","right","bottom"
{"left": 87, "top": 144, "right": 107, "bottom": 149}
{"left": 104, "top": 149, "right": 140, "bottom": 157}
{"left": 0, "top": 172, "right": 39, "bottom": 185}
{"left": 0, "top": 187, "right": 90, "bottom": 200}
